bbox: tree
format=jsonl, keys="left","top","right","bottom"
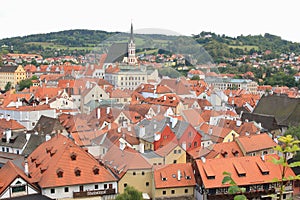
{"left": 222, "top": 172, "right": 247, "bottom": 200}
{"left": 18, "top": 79, "right": 33, "bottom": 91}
{"left": 115, "top": 186, "right": 143, "bottom": 200}
{"left": 272, "top": 135, "right": 300, "bottom": 200}
{"left": 4, "top": 82, "right": 11, "bottom": 92}
{"left": 191, "top": 75, "right": 200, "bottom": 80}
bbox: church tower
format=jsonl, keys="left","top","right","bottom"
{"left": 128, "top": 22, "right": 137, "bottom": 65}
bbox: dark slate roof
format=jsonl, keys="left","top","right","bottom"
{"left": 253, "top": 94, "right": 300, "bottom": 126}
{"left": 8, "top": 194, "right": 54, "bottom": 200}
{"left": 0, "top": 132, "right": 27, "bottom": 149}
{"left": 0, "top": 66, "right": 18, "bottom": 72}
{"left": 241, "top": 112, "right": 281, "bottom": 131}
{"left": 33, "top": 115, "right": 66, "bottom": 136}
{"left": 105, "top": 43, "right": 128, "bottom": 63}
{"left": 22, "top": 134, "right": 46, "bottom": 156}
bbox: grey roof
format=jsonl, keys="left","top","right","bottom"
{"left": 142, "top": 150, "right": 162, "bottom": 159}
{"left": 0, "top": 152, "right": 23, "bottom": 168}
{"left": 253, "top": 94, "right": 300, "bottom": 126}
{"left": 105, "top": 43, "right": 128, "bottom": 63}
{"left": 8, "top": 194, "right": 54, "bottom": 200}
{"left": 33, "top": 115, "right": 66, "bottom": 136}
{"left": 135, "top": 117, "right": 191, "bottom": 142}
{"left": 0, "top": 132, "right": 27, "bottom": 149}
{"left": 0, "top": 66, "right": 18, "bottom": 72}
{"left": 241, "top": 112, "right": 281, "bottom": 131}
{"left": 22, "top": 134, "right": 46, "bottom": 156}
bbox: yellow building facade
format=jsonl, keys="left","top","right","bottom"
{"left": 0, "top": 65, "right": 26, "bottom": 90}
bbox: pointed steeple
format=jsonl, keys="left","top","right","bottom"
{"left": 130, "top": 22, "right": 134, "bottom": 42}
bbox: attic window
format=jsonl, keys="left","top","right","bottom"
{"left": 256, "top": 161, "right": 269, "bottom": 175}
{"left": 70, "top": 152, "right": 77, "bottom": 161}
{"left": 74, "top": 167, "right": 81, "bottom": 177}
{"left": 233, "top": 162, "right": 246, "bottom": 177}
{"left": 93, "top": 166, "right": 99, "bottom": 175}
{"left": 50, "top": 149, "right": 57, "bottom": 157}
{"left": 160, "top": 172, "right": 167, "bottom": 181}
{"left": 56, "top": 168, "right": 64, "bottom": 178}
{"left": 46, "top": 146, "right": 53, "bottom": 153}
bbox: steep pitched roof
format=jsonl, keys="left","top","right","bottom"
{"left": 0, "top": 161, "right": 38, "bottom": 195}
{"left": 236, "top": 133, "right": 277, "bottom": 153}
{"left": 253, "top": 94, "right": 300, "bottom": 126}
{"left": 154, "top": 163, "right": 196, "bottom": 189}
{"left": 33, "top": 115, "right": 66, "bottom": 136}
{"left": 188, "top": 141, "right": 243, "bottom": 160}
{"left": 195, "top": 154, "right": 295, "bottom": 189}
{"left": 28, "top": 134, "right": 117, "bottom": 188}
{"left": 101, "top": 145, "right": 152, "bottom": 178}
{"left": 159, "top": 78, "right": 192, "bottom": 95}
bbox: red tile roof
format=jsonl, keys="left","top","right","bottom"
{"left": 195, "top": 154, "right": 295, "bottom": 189}
{"left": 236, "top": 133, "right": 277, "bottom": 153}
{"left": 28, "top": 134, "right": 117, "bottom": 188}
{"left": 0, "top": 161, "right": 39, "bottom": 195}
{"left": 154, "top": 163, "right": 196, "bottom": 189}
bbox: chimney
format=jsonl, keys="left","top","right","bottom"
{"left": 24, "top": 155, "right": 29, "bottom": 176}
{"left": 6, "top": 114, "right": 11, "bottom": 121}
{"left": 236, "top": 120, "right": 242, "bottom": 127}
{"left": 106, "top": 107, "right": 110, "bottom": 114}
{"left": 45, "top": 134, "right": 51, "bottom": 141}
{"left": 163, "top": 96, "right": 166, "bottom": 101}
{"left": 182, "top": 142, "right": 186, "bottom": 151}
{"left": 201, "top": 156, "right": 206, "bottom": 163}
{"left": 26, "top": 133, "right": 31, "bottom": 141}
{"left": 0, "top": 114, "right": 3, "bottom": 119}
{"left": 209, "top": 127, "right": 213, "bottom": 135}
{"left": 127, "top": 126, "right": 131, "bottom": 132}
{"left": 118, "top": 127, "right": 121, "bottom": 133}
{"left": 139, "top": 125, "right": 145, "bottom": 138}
{"left": 97, "top": 108, "right": 101, "bottom": 119}
{"left": 5, "top": 129, "right": 12, "bottom": 143}
{"left": 177, "top": 170, "right": 181, "bottom": 181}
{"left": 171, "top": 117, "right": 178, "bottom": 128}
{"left": 139, "top": 143, "right": 144, "bottom": 153}
{"left": 46, "top": 96, "right": 49, "bottom": 105}
{"left": 108, "top": 123, "right": 111, "bottom": 130}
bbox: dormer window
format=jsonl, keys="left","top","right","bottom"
{"left": 70, "top": 152, "right": 77, "bottom": 161}
{"left": 93, "top": 166, "right": 99, "bottom": 175}
{"left": 57, "top": 168, "right": 64, "bottom": 178}
{"left": 75, "top": 167, "right": 81, "bottom": 176}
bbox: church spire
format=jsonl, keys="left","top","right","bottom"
{"left": 130, "top": 21, "right": 134, "bottom": 42}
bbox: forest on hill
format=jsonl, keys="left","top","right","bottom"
{"left": 1, "top": 29, "right": 300, "bottom": 62}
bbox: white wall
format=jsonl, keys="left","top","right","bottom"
{"left": 42, "top": 182, "right": 118, "bottom": 199}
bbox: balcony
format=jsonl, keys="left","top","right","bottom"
{"left": 73, "top": 188, "right": 116, "bottom": 198}
{"left": 207, "top": 188, "right": 276, "bottom": 200}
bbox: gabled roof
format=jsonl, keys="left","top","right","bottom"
{"left": 195, "top": 154, "right": 295, "bottom": 189}
{"left": 0, "top": 161, "right": 39, "bottom": 195}
{"left": 28, "top": 134, "right": 117, "bottom": 188}
{"left": 236, "top": 133, "right": 277, "bottom": 153}
{"left": 241, "top": 112, "right": 281, "bottom": 131}
{"left": 182, "top": 109, "right": 205, "bottom": 127}
{"left": 188, "top": 141, "right": 243, "bottom": 160}
{"left": 101, "top": 145, "right": 152, "bottom": 178}
{"left": 33, "top": 115, "right": 66, "bottom": 136}
{"left": 154, "top": 163, "right": 195, "bottom": 189}
{"left": 155, "top": 139, "right": 180, "bottom": 157}
{"left": 253, "top": 94, "right": 300, "bottom": 126}
{"left": 159, "top": 78, "right": 192, "bottom": 95}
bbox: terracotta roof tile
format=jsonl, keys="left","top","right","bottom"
{"left": 28, "top": 134, "right": 117, "bottom": 188}
{"left": 236, "top": 133, "right": 277, "bottom": 153}
{"left": 154, "top": 163, "right": 196, "bottom": 189}
{"left": 195, "top": 154, "right": 295, "bottom": 188}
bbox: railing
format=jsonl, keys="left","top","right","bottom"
{"left": 73, "top": 188, "right": 116, "bottom": 198}
{"left": 207, "top": 188, "right": 276, "bottom": 200}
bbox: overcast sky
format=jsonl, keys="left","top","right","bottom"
{"left": 1, "top": 0, "right": 300, "bottom": 42}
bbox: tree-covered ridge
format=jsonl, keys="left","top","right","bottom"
{"left": 1, "top": 29, "right": 300, "bottom": 61}
{"left": 194, "top": 31, "right": 300, "bottom": 62}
